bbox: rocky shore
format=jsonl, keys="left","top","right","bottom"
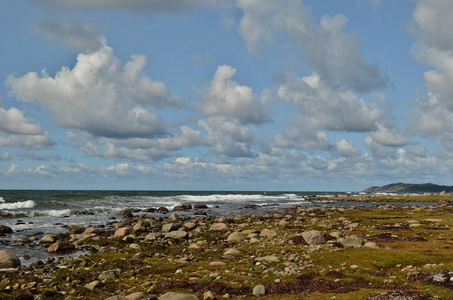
{"left": 2, "top": 195, "right": 453, "bottom": 299}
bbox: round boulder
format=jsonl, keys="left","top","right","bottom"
{"left": 0, "top": 250, "right": 21, "bottom": 268}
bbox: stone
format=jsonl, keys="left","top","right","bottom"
{"left": 227, "top": 232, "right": 245, "bottom": 242}
{"left": 161, "top": 223, "right": 183, "bottom": 233}
{"left": 249, "top": 238, "right": 260, "bottom": 244}
{"left": 82, "top": 227, "right": 99, "bottom": 234}
{"left": 253, "top": 284, "right": 266, "bottom": 296}
{"left": 0, "top": 250, "right": 20, "bottom": 268}
{"left": 39, "top": 234, "right": 56, "bottom": 244}
{"left": 128, "top": 243, "right": 141, "bottom": 250}
{"left": 126, "top": 292, "right": 149, "bottom": 300}
{"left": 47, "top": 242, "right": 75, "bottom": 253}
{"left": 98, "top": 270, "right": 118, "bottom": 281}
{"left": 106, "top": 296, "right": 127, "bottom": 300}
{"left": 114, "top": 226, "right": 132, "bottom": 237}
{"left": 167, "top": 213, "right": 180, "bottom": 222}
{"left": 209, "top": 223, "right": 229, "bottom": 231}
{"left": 329, "top": 231, "right": 343, "bottom": 239}
{"left": 85, "top": 280, "right": 103, "bottom": 290}
{"left": 260, "top": 229, "right": 277, "bottom": 237}
{"left": 159, "top": 292, "right": 199, "bottom": 300}
{"left": 183, "top": 222, "right": 197, "bottom": 230}
{"left": 364, "top": 242, "right": 378, "bottom": 249}
{"left": 145, "top": 233, "right": 158, "bottom": 240}
{"left": 301, "top": 230, "right": 325, "bottom": 245}
{"left": 202, "top": 291, "right": 215, "bottom": 300}
{"left": 256, "top": 255, "right": 279, "bottom": 262}
{"left": 68, "top": 225, "right": 85, "bottom": 234}
{"left": 341, "top": 236, "right": 363, "bottom": 248}
{"left": 0, "top": 225, "right": 13, "bottom": 234}
{"left": 164, "top": 231, "right": 188, "bottom": 239}
{"left": 209, "top": 261, "right": 227, "bottom": 267}
{"left": 194, "top": 204, "right": 208, "bottom": 209}
{"left": 223, "top": 248, "right": 242, "bottom": 256}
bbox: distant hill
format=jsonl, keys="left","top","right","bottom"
{"left": 363, "top": 182, "right": 453, "bottom": 194}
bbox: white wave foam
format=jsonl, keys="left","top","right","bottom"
{"left": 174, "top": 194, "right": 292, "bottom": 203}
{"left": 0, "top": 200, "right": 35, "bottom": 210}
{"left": 0, "top": 197, "right": 4, "bottom": 203}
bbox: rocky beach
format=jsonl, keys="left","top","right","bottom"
{"left": 2, "top": 194, "right": 453, "bottom": 299}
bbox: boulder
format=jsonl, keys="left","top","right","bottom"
{"left": 39, "top": 234, "right": 57, "bottom": 244}
{"left": 253, "top": 285, "right": 266, "bottom": 296}
{"left": 67, "top": 225, "right": 85, "bottom": 234}
{"left": 114, "top": 226, "right": 132, "bottom": 237}
{"left": 0, "top": 250, "right": 20, "bottom": 268}
{"left": 227, "top": 232, "right": 245, "bottom": 243}
{"left": 260, "top": 229, "right": 277, "bottom": 237}
{"left": 183, "top": 222, "right": 197, "bottom": 230}
{"left": 194, "top": 204, "right": 208, "bottom": 209}
{"left": 301, "top": 230, "right": 325, "bottom": 245}
{"left": 0, "top": 225, "right": 13, "bottom": 234}
{"left": 47, "top": 242, "right": 75, "bottom": 253}
{"left": 167, "top": 213, "right": 180, "bottom": 222}
{"left": 82, "top": 227, "right": 99, "bottom": 234}
{"left": 162, "top": 223, "right": 183, "bottom": 233}
{"left": 98, "top": 270, "right": 119, "bottom": 281}
{"left": 209, "top": 223, "right": 229, "bottom": 231}
{"left": 106, "top": 296, "right": 127, "bottom": 300}
{"left": 84, "top": 280, "right": 103, "bottom": 290}
{"left": 341, "top": 236, "right": 363, "bottom": 248}
{"left": 159, "top": 292, "right": 199, "bottom": 300}
{"left": 164, "top": 231, "right": 188, "bottom": 239}
{"left": 126, "top": 292, "right": 151, "bottom": 300}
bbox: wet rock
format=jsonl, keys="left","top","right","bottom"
{"left": 67, "top": 225, "right": 85, "bottom": 234}
{"left": 209, "top": 223, "right": 229, "bottom": 231}
{"left": 47, "top": 242, "right": 75, "bottom": 253}
{"left": 158, "top": 207, "right": 169, "bottom": 213}
{"left": 120, "top": 210, "right": 134, "bottom": 218}
{"left": 39, "top": 234, "right": 56, "bottom": 244}
{"left": 0, "top": 225, "right": 13, "bottom": 234}
{"left": 168, "top": 213, "right": 180, "bottom": 222}
{"left": 253, "top": 284, "right": 266, "bottom": 296}
{"left": 0, "top": 250, "right": 20, "bottom": 268}
{"left": 159, "top": 292, "right": 199, "bottom": 300}
{"left": 194, "top": 204, "right": 208, "bottom": 209}
{"left": 183, "top": 222, "right": 197, "bottom": 231}
{"left": 302, "top": 230, "right": 325, "bottom": 245}
{"left": 83, "top": 226, "right": 99, "bottom": 234}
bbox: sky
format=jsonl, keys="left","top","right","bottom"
{"left": 0, "top": 0, "right": 452, "bottom": 191}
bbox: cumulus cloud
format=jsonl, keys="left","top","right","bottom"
{"left": 408, "top": 0, "right": 453, "bottom": 150}
{"left": 277, "top": 73, "right": 383, "bottom": 132}
{"left": 237, "top": 0, "right": 389, "bottom": 93}
{"left": 7, "top": 44, "right": 182, "bottom": 139}
{"left": 0, "top": 107, "right": 54, "bottom": 148}
{"left": 197, "top": 65, "right": 271, "bottom": 125}
{"left": 29, "top": 0, "right": 230, "bottom": 13}
{"left": 199, "top": 117, "right": 255, "bottom": 158}
{"left": 32, "top": 19, "right": 104, "bottom": 52}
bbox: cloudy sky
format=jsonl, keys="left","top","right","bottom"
{"left": 1, "top": 0, "right": 452, "bottom": 191}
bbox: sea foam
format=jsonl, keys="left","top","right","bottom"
{"left": 0, "top": 200, "right": 35, "bottom": 210}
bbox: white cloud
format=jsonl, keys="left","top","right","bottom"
{"left": 277, "top": 73, "right": 383, "bottom": 132}
{"left": 32, "top": 19, "right": 104, "bottom": 52}
{"left": 334, "top": 139, "right": 361, "bottom": 157}
{"left": 199, "top": 117, "right": 255, "bottom": 158}
{"left": 7, "top": 43, "right": 182, "bottom": 139}
{"left": 197, "top": 65, "right": 271, "bottom": 125}
{"left": 237, "top": 0, "right": 389, "bottom": 93}
{"left": 369, "top": 124, "right": 412, "bottom": 147}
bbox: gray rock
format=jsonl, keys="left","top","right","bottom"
{"left": 0, "top": 250, "right": 20, "bottom": 268}
{"left": 98, "top": 270, "right": 118, "bottom": 281}
{"left": 126, "top": 292, "right": 149, "bottom": 300}
{"left": 39, "top": 234, "right": 56, "bottom": 244}
{"left": 226, "top": 232, "right": 245, "bottom": 242}
{"left": 161, "top": 223, "right": 183, "bottom": 233}
{"left": 260, "top": 229, "right": 277, "bottom": 237}
{"left": 106, "top": 296, "right": 127, "bottom": 300}
{"left": 253, "top": 284, "right": 266, "bottom": 296}
{"left": 301, "top": 230, "right": 325, "bottom": 245}
{"left": 341, "top": 236, "right": 363, "bottom": 248}
{"left": 223, "top": 248, "right": 242, "bottom": 256}
{"left": 209, "top": 261, "right": 227, "bottom": 267}
{"left": 159, "top": 292, "right": 199, "bottom": 300}
{"left": 167, "top": 213, "right": 180, "bottom": 222}
{"left": 256, "top": 255, "right": 279, "bottom": 262}
{"left": 209, "top": 223, "right": 229, "bottom": 231}
{"left": 84, "top": 280, "right": 103, "bottom": 290}
{"left": 202, "top": 291, "right": 215, "bottom": 300}
{"left": 364, "top": 242, "right": 378, "bottom": 249}
{"left": 164, "top": 231, "right": 188, "bottom": 239}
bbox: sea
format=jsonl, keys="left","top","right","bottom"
{"left": 0, "top": 190, "right": 430, "bottom": 265}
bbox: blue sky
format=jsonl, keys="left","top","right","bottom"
{"left": 1, "top": 0, "right": 452, "bottom": 191}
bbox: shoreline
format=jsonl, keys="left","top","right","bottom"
{"left": 1, "top": 195, "right": 453, "bottom": 299}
